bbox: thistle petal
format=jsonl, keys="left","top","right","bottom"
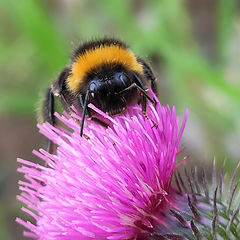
{"left": 17, "top": 98, "right": 188, "bottom": 239}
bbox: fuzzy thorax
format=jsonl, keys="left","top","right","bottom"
{"left": 67, "top": 45, "right": 143, "bottom": 93}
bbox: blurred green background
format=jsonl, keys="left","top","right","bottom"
{"left": 0, "top": 0, "right": 240, "bottom": 239}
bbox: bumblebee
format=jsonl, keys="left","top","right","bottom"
{"left": 42, "top": 38, "right": 157, "bottom": 149}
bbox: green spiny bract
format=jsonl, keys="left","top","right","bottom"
{"left": 147, "top": 163, "right": 240, "bottom": 240}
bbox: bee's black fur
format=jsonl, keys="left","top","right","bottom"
{"left": 73, "top": 38, "right": 127, "bottom": 61}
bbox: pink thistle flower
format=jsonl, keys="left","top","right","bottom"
{"left": 16, "top": 96, "right": 188, "bottom": 240}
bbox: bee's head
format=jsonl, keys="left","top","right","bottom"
{"left": 87, "top": 67, "right": 136, "bottom": 114}
{"left": 89, "top": 72, "right": 131, "bottom": 96}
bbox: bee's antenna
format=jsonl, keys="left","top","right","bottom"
{"left": 118, "top": 83, "right": 154, "bottom": 104}
{"left": 79, "top": 90, "right": 89, "bottom": 137}
{"left": 133, "top": 73, "right": 155, "bottom": 104}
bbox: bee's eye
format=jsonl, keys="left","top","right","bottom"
{"left": 89, "top": 78, "right": 101, "bottom": 93}
{"left": 89, "top": 82, "right": 96, "bottom": 92}
{"left": 89, "top": 82, "right": 98, "bottom": 99}
{"left": 113, "top": 72, "right": 128, "bottom": 88}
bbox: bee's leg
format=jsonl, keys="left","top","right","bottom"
{"left": 141, "top": 95, "right": 147, "bottom": 118}
{"left": 134, "top": 73, "right": 157, "bottom": 110}
{"left": 43, "top": 88, "right": 55, "bottom": 125}
{"left": 43, "top": 87, "right": 56, "bottom": 153}
{"left": 141, "top": 94, "right": 157, "bottom": 127}
{"left": 119, "top": 83, "right": 157, "bottom": 126}
{"left": 137, "top": 57, "right": 158, "bottom": 95}
{"left": 43, "top": 67, "right": 70, "bottom": 154}
{"left": 59, "top": 94, "right": 71, "bottom": 113}
{"left": 119, "top": 82, "right": 155, "bottom": 104}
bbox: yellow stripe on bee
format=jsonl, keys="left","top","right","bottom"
{"left": 67, "top": 45, "right": 143, "bottom": 93}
